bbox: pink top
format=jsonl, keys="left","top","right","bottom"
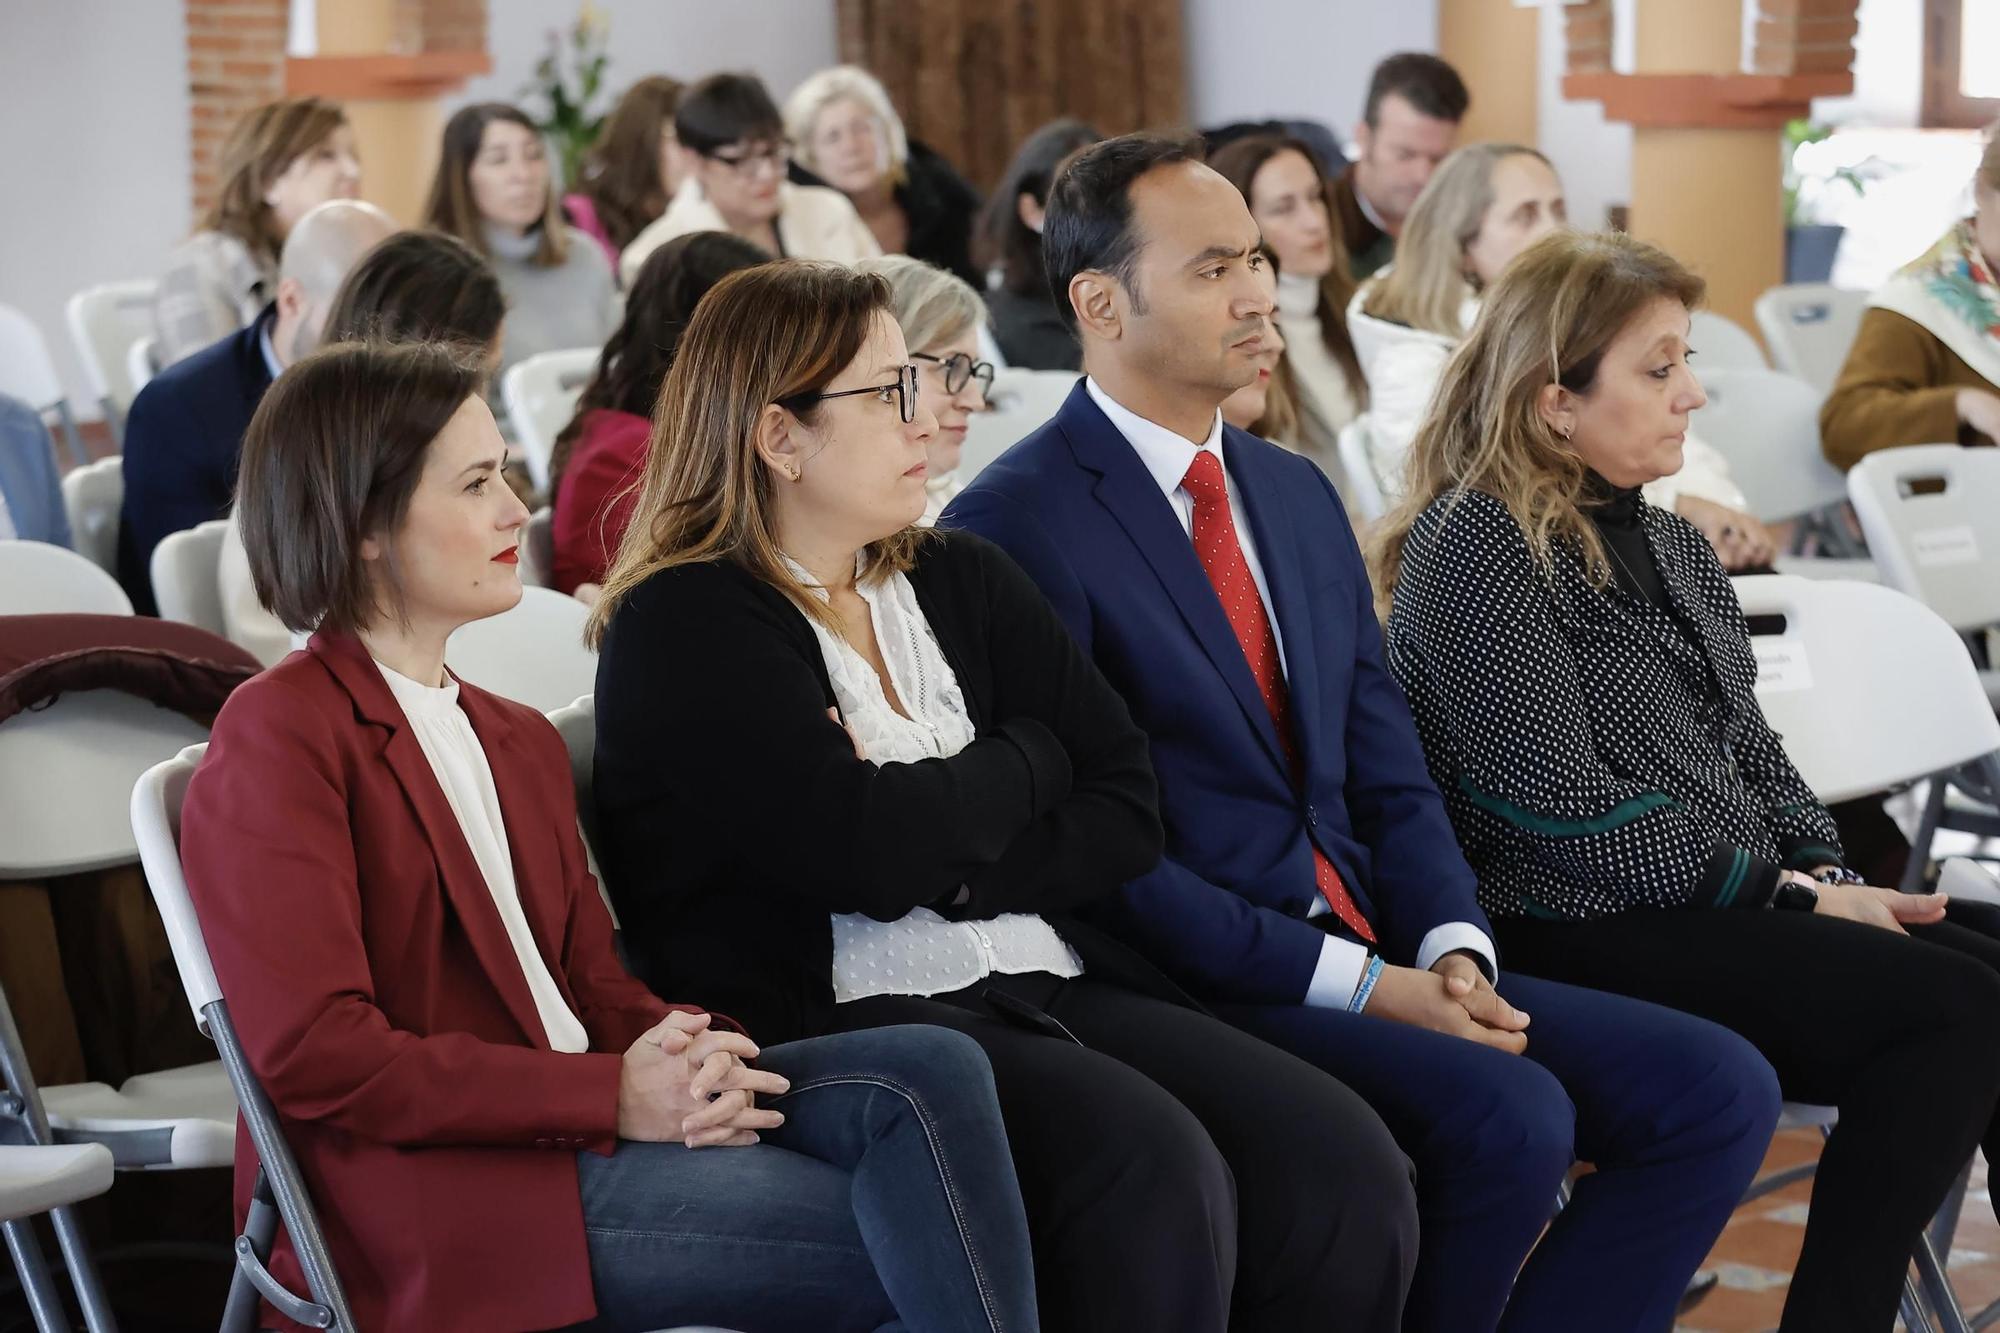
{"left": 561, "top": 194, "right": 621, "bottom": 273}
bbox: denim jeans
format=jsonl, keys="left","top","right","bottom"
{"left": 567, "top": 1024, "right": 1038, "bottom": 1333}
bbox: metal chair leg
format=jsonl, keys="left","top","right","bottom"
{"left": 1905, "top": 777, "right": 1950, "bottom": 893}
{"left": 4, "top": 1215, "right": 74, "bottom": 1333}
{"left": 48, "top": 1202, "right": 118, "bottom": 1333}
{"left": 1914, "top": 1225, "right": 1973, "bottom": 1333}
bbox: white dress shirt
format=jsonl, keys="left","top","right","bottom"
{"left": 784, "top": 557, "right": 1084, "bottom": 1002}
{"left": 1085, "top": 377, "right": 1497, "bottom": 1007}
{"left": 376, "top": 661, "right": 590, "bottom": 1053}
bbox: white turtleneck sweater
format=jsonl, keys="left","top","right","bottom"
{"left": 1273, "top": 270, "right": 1362, "bottom": 487}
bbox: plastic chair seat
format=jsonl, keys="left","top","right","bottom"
{"left": 1777, "top": 1102, "right": 1838, "bottom": 1132}
{"left": 42, "top": 1060, "right": 237, "bottom": 1169}
{"left": 0, "top": 1143, "right": 115, "bottom": 1222}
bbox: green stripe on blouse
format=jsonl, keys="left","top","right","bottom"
{"left": 1713, "top": 847, "right": 1751, "bottom": 909}
{"left": 1457, "top": 774, "right": 1680, "bottom": 838}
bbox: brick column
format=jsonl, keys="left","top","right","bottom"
{"left": 185, "top": 0, "right": 289, "bottom": 216}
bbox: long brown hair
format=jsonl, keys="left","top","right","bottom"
{"left": 1208, "top": 134, "right": 1368, "bottom": 406}
{"left": 424, "top": 103, "right": 569, "bottom": 267}
{"left": 200, "top": 97, "right": 350, "bottom": 264}
{"left": 577, "top": 76, "right": 684, "bottom": 252}
{"left": 1367, "top": 230, "right": 1706, "bottom": 611}
{"left": 1364, "top": 143, "right": 1551, "bottom": 336}
{"left": 586, "top": 260, "right": 927, "bottom": 644}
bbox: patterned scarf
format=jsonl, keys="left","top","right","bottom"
{"left": 1869, "top": 219, "right": 2000, "bottom": 389}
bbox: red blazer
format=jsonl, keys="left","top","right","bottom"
{"left": 180, "top": 630, "right": 707, "bottom": 1332}
{"left": 550, "top": 407, "right": 648, "bottom": 595}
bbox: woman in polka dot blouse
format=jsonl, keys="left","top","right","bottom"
{"left": 1375, "top": 226, "right": 2000, "bottom": 1333}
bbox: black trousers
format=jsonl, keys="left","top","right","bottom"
{"left": 832, "top": 973, "right": 1418, "bottom": 1333}
{"left": 1496, "top": 904, "right": 2000, "bottom": 1333}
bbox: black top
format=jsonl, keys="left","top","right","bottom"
{"left": 592, "top": 530, "right": 1172, "bottom": 1043}
{"left": 1584, "top": 474, "right": 1667, "bottom": 608}
{"left": 1386, "top": 489, "right": 1848, "bottom": 921}
{"left": 987, "top": 287, "right": 1079, "bottom": 372}
{"left": 790, "top": 140, "right": 982, "bottom": 288}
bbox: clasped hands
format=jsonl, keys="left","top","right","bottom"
{"left": 618, "top": 1009, "right": 790, "bottom": 1148}
{"left": 1368, "top": 952, "right": 1532, "bottom": 1055}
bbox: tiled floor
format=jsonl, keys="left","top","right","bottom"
{"left": 1675, "top": 1131, "right": 1998, "bottom": 1333}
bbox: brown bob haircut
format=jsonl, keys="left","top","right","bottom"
{"left": 237, "top": 340, "right": 486, "bottom": 636}
{"left": 321, "top": 230, "right": 506, "bottom": 353}
{"left": 587, "top": 259, "right": 923, "bottom": 644}
{"left": 423, "top": 102, "right": 569, "bottom": 267}
{"left": 200, "top": 96, "right": 350, "bottom": 264}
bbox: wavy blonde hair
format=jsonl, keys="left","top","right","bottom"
{"left": 1363, "top": 142, "right": 1549, "bottom": 337}
{"left": 1367, "top": 229, "right": 1706, "bottom": 612}
{"left": 586, "top": 260, "right": 929, "bottom": 644}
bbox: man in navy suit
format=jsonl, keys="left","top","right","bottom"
{"left": 117, "top": 200, "right": 395, "bottom": 611}
{"left": 945, "top": 132, "right": 1782, "bottom": 1332}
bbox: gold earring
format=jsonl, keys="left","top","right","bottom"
{"left": 785, "top": 463, "right": 801, "bottom": 482}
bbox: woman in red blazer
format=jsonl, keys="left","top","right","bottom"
{"left": 179, "top": 338, "right": 1039, "bottom": 1333}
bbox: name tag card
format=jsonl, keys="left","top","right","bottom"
{"left": 1752, "top": 638, "right": 1815, "bottom": 693}
{"left": 1913, "top": 525, "right": 1981, "bottom": 567}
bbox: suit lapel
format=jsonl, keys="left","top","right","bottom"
{"left": 1226, "top": 429, "right": 1324, "bottom": 775}
{"left": 311, "top": 633, "right": 553, "bottom": 1050}
{"left": 1055, "top": 389, "right": 1290, "bottom": 777}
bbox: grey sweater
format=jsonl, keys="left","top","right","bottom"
{"left": 485, "top": 224, "right": 621, "bottom": 374}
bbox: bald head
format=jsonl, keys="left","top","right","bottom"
{"left": 272, "top": 199, "right": 398, "bottom": 365}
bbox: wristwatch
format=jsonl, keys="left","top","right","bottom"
{"left": 1770, "top": 878, "right": 1820, "bottom": 912}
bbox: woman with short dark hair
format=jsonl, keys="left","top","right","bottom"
{"left": 184, "top": 336, "right": 1040, "bottom": 1333}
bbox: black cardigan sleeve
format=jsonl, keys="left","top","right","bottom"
{"left": 939, "top": 536, "right": 1165, "bottom": 918}
{"left": 594, "top": 560, "right": 1070, "bottom": 922}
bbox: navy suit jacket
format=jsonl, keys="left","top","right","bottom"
{"left": 116, "top": 306, "right": 276, "bottom": 613}
{"left": 944, "top": 382, "right": 1492, "bottom": 1006}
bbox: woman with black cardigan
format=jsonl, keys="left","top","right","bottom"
{"left": 590, "top": 260, "right": 1419, "bottom": 1333}
{"left": 1373, "top": 229, "right": 2000, "bottom": 1333}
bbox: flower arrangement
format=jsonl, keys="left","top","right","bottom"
{"left": 520, "top": 0, "right": 611, "bottom": 188}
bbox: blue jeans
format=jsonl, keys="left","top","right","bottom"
{"left": 569, "top": 1025, "right": 1038, "bottom": 1333}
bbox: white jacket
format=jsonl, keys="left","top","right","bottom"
{"left": 1344, "top": 286, "right": 1746, "bottom": 512}
{"left": 620, "top": 180, "right": 880, "bottom": 285}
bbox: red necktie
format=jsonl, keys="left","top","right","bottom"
{"left": 1181, "top": 449, "right": 1375, "bottom": 943}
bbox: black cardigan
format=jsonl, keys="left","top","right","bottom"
{"left": 1385, "top": 489, "right": 1847, "bottom": 922}
{"left": 592, "top": 531, "right": 1169, "bottom": 1043}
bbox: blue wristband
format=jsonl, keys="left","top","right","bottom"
{"left": 1349, "top": 955, "right": 1386, "bottom": 1014}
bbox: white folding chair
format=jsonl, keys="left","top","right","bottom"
{"left": 1734, "top": 572, "right": 2000, "bottom": 1332}
{"left": 0, "top": 302, "right": 87, "bottom": 467}
{"left": 1755, "top": 283, "right": 1869, "bottom": 397}
{"left": 1690, "top": 367, "right": 1853, "bottom": 551}
{"left": 520, "top": 506, "right": 556, "bottom": 588}
{"left": 1846, "top": 445, "right": 2000, "bottom": 641}
{"left": 150, "top": 518, "right": 229, "bottom": 636}
{"left": 1688, "top": 309, "right": 1770, "bottom": 373}
{"left": 0, "top": 538, "right": 132, "bottom": 616}
{"left": 125, "top": 336, "right": 160, "bottom": 399}
{"left": 60, "top": 454, "right": 123, "bottom": 576}
{"left": 133, "top": 745, "right": 357, "bottom": 1331}
{"left": 1336, "top": 418, "right": 1387, "bottom": 522}
{"left": 501, "top": 348, "right": 598, "bottom": 493}
{"left": 0, "top": 1137, "right": 116, "bottom": 1333}
{"left": 444, "top": 585, "right": 595, "bottom": 713}
{"left": 65, "top": 280, "right": 158, "bottom": 446}
{"left": 959, "top": 369, "right": 1077, "bottom": 486}
{"left": 545, "top": 693, "right": 620, "bottom": 924}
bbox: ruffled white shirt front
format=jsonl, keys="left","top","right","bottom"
{"left": 376, "top": 660, "right": 589, "bottom": 1053}
{"left": 783, "top": 556, "right": 1083, "bottom": 1002}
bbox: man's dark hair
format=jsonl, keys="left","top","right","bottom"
{"left": 1041, "top": 131, "right": 1204, "bottom": 333}
{"left": 675, "top": 73, "right": 785, "bottom": 157}
{"left": 322, "top": 230, "right": 505, "bottom": 352}
{"left": 1363, "top": 53, "right": 1470, "bottom": 128}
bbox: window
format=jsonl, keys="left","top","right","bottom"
{"left": 1924, "top": 0, "right": 2000, "bottom": 128}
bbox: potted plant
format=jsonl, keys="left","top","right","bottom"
{"left": 520, "top": 1, "right": 611, "bottom": 190}
{"left": 1783, "top": 119, "right": 1865, "bottom": 284}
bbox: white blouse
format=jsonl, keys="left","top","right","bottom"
{"left": 376, "top": 661, "right": 590, "bottom": 1053}
{"left": 784, "top": 556, "right": 1083, "bottom": 1003}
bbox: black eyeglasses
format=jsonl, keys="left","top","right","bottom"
{"left": 706, "top": 143, "right": 791, "bottom": 175}
{"left": 778, "top": 364, "right": 920, "bottom": 424}
{"left": 912, "top": 351, "right": 996, "bottom": 401}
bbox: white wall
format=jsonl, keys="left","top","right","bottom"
{"left": 1182, "top": 0, "right": 1438, "bottom": 142}
{"left": 447, "top": 0, "right": 839, "bottom": 124}
{"left": 1812, "top": 0, "right": 1923, "bottom": 128}
{"left": 0, "top": 0, "right": 190, "bottom": 415}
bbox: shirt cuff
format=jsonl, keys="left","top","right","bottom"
{"left": 1413, "top": 922, "right": 1498, "bottom": 983}
{"left": 1303, "top": 935, "right": 1372, "bottom": 1009}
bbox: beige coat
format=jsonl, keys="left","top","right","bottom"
{"left": 619, "top": 180, "right": 879, "bottom": 285}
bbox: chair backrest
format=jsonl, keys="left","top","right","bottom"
{"left": 544, "top": 692, "right": 619, "bottom": 924}
{"left": 520, "top": 506, "right": 555, "bottom": 588}
{"left": 131, "top": 744, "right": 222, "bottom": 1025}
{"left": 0, "top": 537, "right": 132, "bottom": 615}
{"left": 1688, "top": 309, "right": 1770, "bottom": 373}
{"left": 1846, "top": 443, "right": 2000, "bottom": 632}
{"left": 960, "top": 369, "right": 1077, "bottom": 484}
{"left": 1337, "top": 417, "right": 1388, "bottom": 522}
{"left": 1689, "top": 367, "right": 1848, "bottom": 522}
{"left": 501, "top": 348, "right": 598, "bottom": 493}
{"left": 445, "top": 585, "right": 595, "bottom": 713}
{"left": 126, "top": 335, "right": 160, "bottom": 399}
{"left": 1734, "top": 573, "right": 2000, "bottom": 802}
{"left": 1754, "top": 283, "right": 1868, "bottom": 397}
{"left": 150, "top": 518, "right": 229, "bottom": 635}
{"left": 64, "top": 280, "right": 158, "bottom": 428}
{"left": 0, "top": 303, "right": 70, "bottom": 418}
{"left": 60, "top": 454, "right": 123, "bottom": 574}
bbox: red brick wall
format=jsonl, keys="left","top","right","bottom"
{"left": 186, "top": 0, "right": 289, "bottom": 215}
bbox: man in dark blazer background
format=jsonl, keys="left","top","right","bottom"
{"left": 116, "top": 199, "right": 394, "bottom": 611}
{"left": 944, "top": 132, "right": 1782, "bottom": 1333}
